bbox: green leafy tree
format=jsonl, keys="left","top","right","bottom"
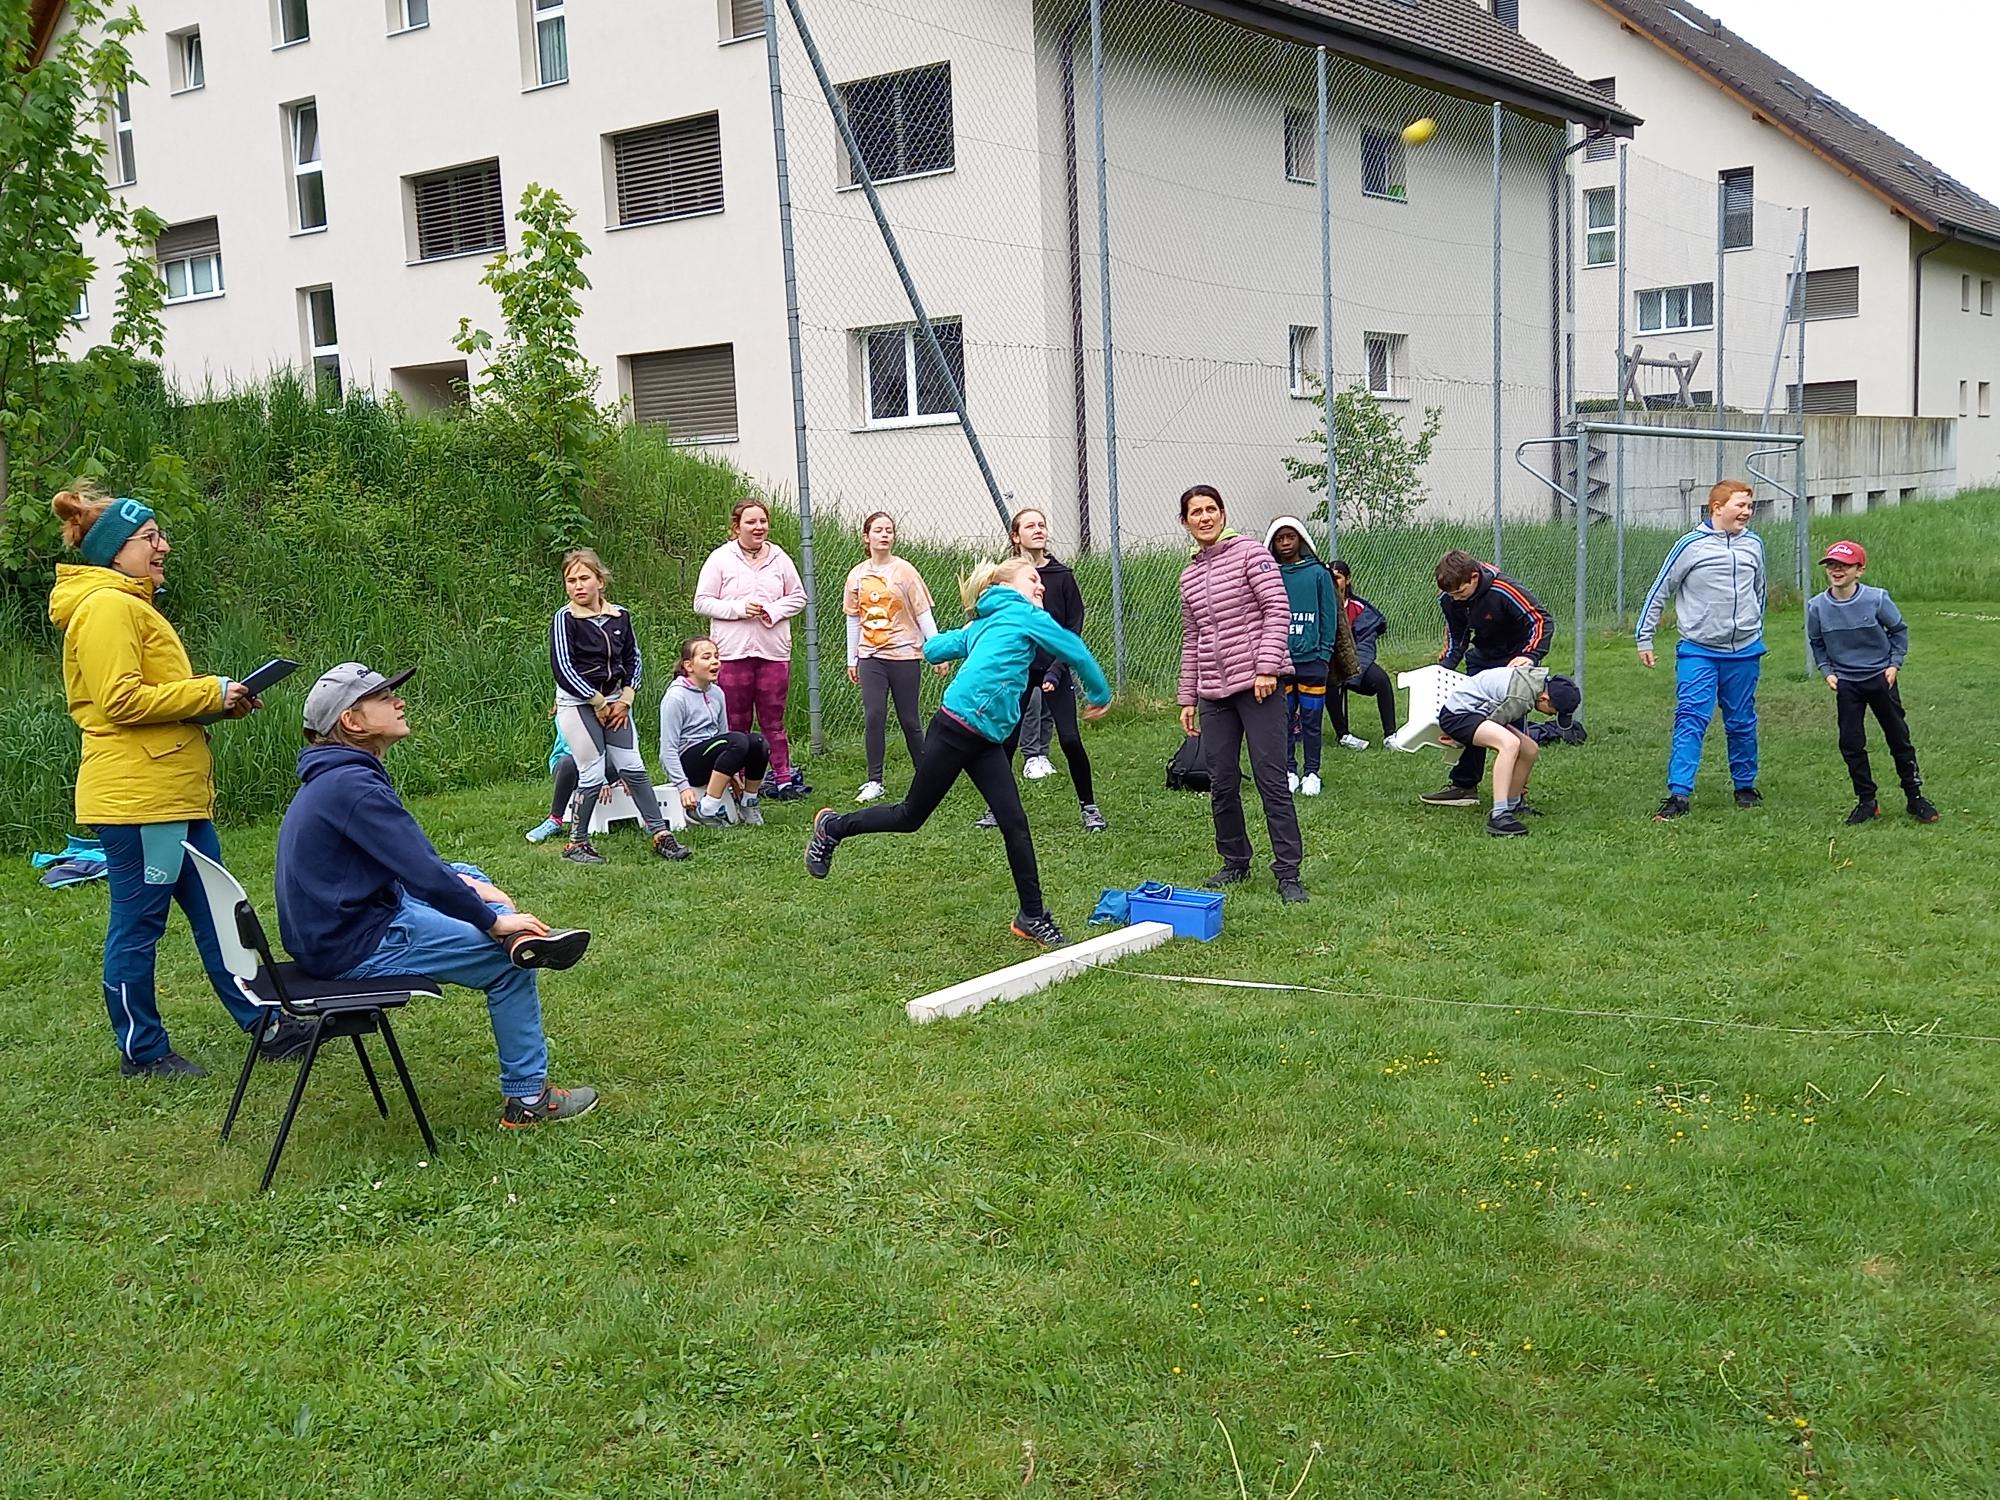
{"left": 1283, "top": 379, "right": 1444, "bottom": 531}
{"left": 454, "top": 184, "right": 606, "bottom": 548}
{"left": 0, "top": 1, "right": 185, "bottom": 569}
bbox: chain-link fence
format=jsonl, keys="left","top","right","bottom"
{"left": 755, "top": 0, "right": 1810, "bottom": 751}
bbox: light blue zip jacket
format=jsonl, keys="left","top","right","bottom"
{"left": 925, "top": 586, "right": 1111, "bottom": 741}
{"left": 1635, "top": 519, "right": 1767, "bottom": 656}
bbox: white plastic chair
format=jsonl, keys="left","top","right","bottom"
{"left": 1387, "top": 663, "right": 1471, "bottom": 752}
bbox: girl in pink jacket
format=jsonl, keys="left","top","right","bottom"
{"left": 1176, "top": 485, "right": 1305, "bottom": 902}
{"left": 694, "top": 499, "right": 808, "bottom": 795}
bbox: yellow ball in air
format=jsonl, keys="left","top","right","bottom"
{"left": 1401, "top": 117, "right": 1437, "bottom": 147}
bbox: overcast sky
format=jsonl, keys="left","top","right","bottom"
{"left": 1706, "top": 0, "right": 1996, "bottom": 200}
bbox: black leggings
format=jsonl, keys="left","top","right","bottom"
{"left": 1334, "top": 664, "right": 1398, "bottom": 739}
{"left": 550, "top": 754, "right": 579, "bottom": 822}
{"left": 679, "top": 731, "right": 770, "bottom": 788}
{"left": 858, "top": 657, "right": 924, "bottom": 783}
{"left": 1002, "top": 677, "right": 1095, "bottom": 804}
{"left": 829, "top": 711, "right": 1045, "bottom": 917}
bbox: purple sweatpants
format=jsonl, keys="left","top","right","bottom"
{"left": 718, "top": 657, "right": 792, "bottom": 779}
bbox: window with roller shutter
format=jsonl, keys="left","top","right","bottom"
{"left": 1787, "top": 265, "right": 1859, "bottom": 321}
{"left": 629, "top": 346, "right": 738, "bottom": 445}
{"left": 1720, "top": 168, "right": 1753, "bottom": 250}
{"left": 1785, "top": 380, "right": 1858, "bottom": 415}
{"left": 409, "top": 159, "right": 505, "bottom": 261}
{"left": 156, "top": 217, "right": 223, "bottom": 302}
{"left": 727, "top": 0, "right": 765, "bottom": 39}
{"left": 611, "top": 115, "right": 723, "bottom": 227}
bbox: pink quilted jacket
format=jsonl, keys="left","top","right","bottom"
{"left": 1177, "top": 533, "right": 1295, "bottom": 704}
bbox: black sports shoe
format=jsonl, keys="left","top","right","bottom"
{"left": 1420, "top": 784, "right": 1479, "bottom": 808}
{"left": 509, "top": 928, "right": 592, "bottom": 971}
{"left": 258, "top": 1013, "right": 315, "bottom": 1063}
{"left": 561, "top": 838, "right": 606, "bottom": 866}
{"left": 1845, "top": 799, "right": 1880, "bottom": 826}
{"left": 1906, "top": 795, "right": 1940, "bottom": 823}
{"left": 1653, "top": 795, "right": 1691, "bottom": 821}
{"left": 1512, "top": 798, "right": 1546, "bottom": 817}
{"left": 1277, "top": 877, "right": 1309, "bottom": 904}
{"left": 1734, "top": 786, "right": 1763, "bottom": 809}
{"left": 652, "top": 829, "right": 692, "bottom": 861}
{"left": 1203, "top": 865, "right": 1252, "bottom": 889}
{"left": 1010, "top": 910, "right": 1069, "bottom": 949}
{"left": 120, "top": 1050, "right": 206, "bottom": 1079}
{"left": 803, "top": 807, "right": 840, "bottom": 879}
{"left": 1486, "top": 811, "right": 1529, "bottom": 837}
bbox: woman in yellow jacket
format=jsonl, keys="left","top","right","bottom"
{"left": 49, "top": 485, "right": 305, "bottom": 1078}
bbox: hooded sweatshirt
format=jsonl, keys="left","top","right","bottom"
{"left": 657, "top": 674, "right": 732, "bottom": 788}
{"left": 1263, "top": 516, "right": 1338, "bottom": 667}
{"left": 1178, "top": 532, "right": 1294, "bottom": 704}
{"left": 275, "top": 744, "right": 499, "bottom": 977}
{"left": 924, "top": 585, "right": 1111, "bottom": 742}
{"left": 1635, "top": 519, "right": 1767, "bottom": 657}
{"left": 1441, "top": 664, "right": 1550, "bottom": 725}
{"left": 694, "top": 539, "right": 807, "bottom": 662}
{"left": 49, "top": 563, "right": 228, "bottom": 823}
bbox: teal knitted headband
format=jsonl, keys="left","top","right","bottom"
{"left": 79, "top": 497, "right": 155, "bottom": 567}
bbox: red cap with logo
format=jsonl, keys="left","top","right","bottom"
{"left": 1819, "top": 540, "right": 1866, "bottom": 568}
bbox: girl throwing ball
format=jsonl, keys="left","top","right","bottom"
{"left": 804, "top": 555, "right": 1110, "bottom": 949}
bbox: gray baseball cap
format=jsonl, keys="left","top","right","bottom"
{"left": 302, "top": 662, "right": 417, "bottom": 736}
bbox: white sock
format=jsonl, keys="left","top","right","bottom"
{"left": 742, "top": 792, "right": 760, "bottom": 805}
{"left": 699, "top": 794, "right": 725, "bottom": 816}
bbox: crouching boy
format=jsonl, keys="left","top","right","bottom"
{"left": 275, "top": 663, "right": 599, "bottom": 1128}
{"left": 1435, "top": 665, "right": 1582, "bottom": 837}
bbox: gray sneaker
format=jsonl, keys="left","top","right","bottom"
{"left": 973, "top": 810, "right": 999, "bottom": 829}
{"left": 1080, "top": 803, "right": 1107, "bottom": 832}
{"left": 500, "top": 1084, "right": 599, "bottom": 1129}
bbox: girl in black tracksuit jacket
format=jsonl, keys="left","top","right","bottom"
{"left": 1330, "top": 559, "right": 1397, "bottom": 743}
{"left": 993, "top": 507, "right": 1105, "bottom": 831}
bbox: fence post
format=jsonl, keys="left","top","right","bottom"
{"left": 1573, "top": 427, "right": 1589, "bottom": 705}
{"left": 1793, "top": 207, "right": 1811, "bottom": 641}
{"left": 1713, "top": 174, "right": 1727, "bottom": 481}
{"left": 1613, "top": 143, "right": 1628, "bottom": 622}
{"left": 1089, "top": 0, "right": 1125, "bottom": 692}
{"left": 1761, "top": 211, "right": 1807, "bottom": 424}
{"left": 779, "top": 0, "right": 1012, "bottom": 535}
{"left": 762, "top": 0, "right": 823, "bottom": 754}
{"left": 1317, "top": 46, "right": 1337, "bottom": 560}
{"left": 1490, "top": 101, "right": 1503, "bottom": 563}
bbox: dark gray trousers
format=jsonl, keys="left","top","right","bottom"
{"left": 1199, "top": 689, "right": 1303, "bottom": 881}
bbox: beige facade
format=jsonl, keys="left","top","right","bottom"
{"left": 1519, "top": 0, "right": 2000, "bottom": 492}
{"left": 67, "top": 0, "right": 1597, "bottom": 549}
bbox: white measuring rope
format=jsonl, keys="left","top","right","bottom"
{"left": 1110, "top": 970, "right": 2000, "bottom": 1045}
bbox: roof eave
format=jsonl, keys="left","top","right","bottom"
{"left": 1937, "top": 220, "right": 2000, "bottom": 258}
{"left": 1176, "top": 0, "right": 1641, "bottom": 133}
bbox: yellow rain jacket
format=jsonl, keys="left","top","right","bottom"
{"left": 48, "top": 564, "right": 225, "bottom": 824}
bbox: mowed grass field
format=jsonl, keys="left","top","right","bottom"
{"left": 2, "top": 597, "right": 1997, "bottom": 1497}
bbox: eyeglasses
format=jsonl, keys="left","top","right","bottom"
{"left": 134, "top": 527, "right": 169, "bottom": 548}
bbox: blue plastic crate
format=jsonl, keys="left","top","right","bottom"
{"left": 1127, "top": 885, "right": 1225, "bottom": 942}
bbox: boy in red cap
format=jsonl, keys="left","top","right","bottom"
{"left": 1806, "top": 541, "right": 1939, "bottom": 825}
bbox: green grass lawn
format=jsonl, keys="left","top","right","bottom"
{"left": 4, "top": 606, "right": 1997, "bottom": 1498}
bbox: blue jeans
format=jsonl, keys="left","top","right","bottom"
{"left": 341, "top": 863, "right": 548, "bottom": 1099}
{"left": 97, "top": 820, "right": 263, "bottom": 1065}
{"left": 1669, "top": 647, "right": 1762, "bottom": 796}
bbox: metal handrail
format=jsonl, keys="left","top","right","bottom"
{"left": 1575, "top": 421, "right": 1804, "bottom": 444}
{"left": 1512, "top": 434, "right": 1582, "bottom": 509}
{"left": 1745, "top": 446, "right": 1800, "bottom": 500}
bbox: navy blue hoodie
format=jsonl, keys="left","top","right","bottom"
{"left": 275, "top": 744, "right": 497, "bottom": 976}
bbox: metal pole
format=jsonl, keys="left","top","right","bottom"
{"left": 1793, "top": 207, "right": 1811, "bottom": 621}
{"left": 1090, "top": 0, "right": 1125, "bottom": 692}
{"left": 1713, "top": 174, "right": 1727, "bottom": 481}
{"left": 1797, "top": 427, "right": 1813, "bottom": 677}
{"left": 1317, "top": 47, "right": 1337, "bottom": 560}
{"left": 762, "top": 0, "right": 824, "bottom": 755}
{"left": 1561, "top": 137, "right": 1577, "bottom": 517}
{"left": 1490, "top": 101, "right": 1504, "bottom": 563}
{"left": 1761, "top": 210, "right": 1807, "bottom": 425}
{"left": 1613, "top": 143, "right": 1628, "bottom": 621}
{"left": 1573, "top": 427, "right": 1589, "bottom": 704}
{"left": 779, "top": 0, "right": 1011, "bottom": 535}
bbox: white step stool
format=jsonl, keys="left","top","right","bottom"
{"left": 1387, "top": 664, "right": 1470, "bottom": 752}
{"left": 584, "top": 781, "right": 695, "bottom": 836}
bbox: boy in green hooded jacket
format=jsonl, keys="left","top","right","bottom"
{"left": 1265, "top": 516, "right": 1339, "bottom": 797}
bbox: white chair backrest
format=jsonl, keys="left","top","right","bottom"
{"left": 181, "top": 842, "right": 266, "bottom": 990}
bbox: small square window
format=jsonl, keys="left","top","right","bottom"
{"left": 1363, "top": 332, "right": 1406, "bottom": 398}
{"left": 1287, "top": 325, "right": 1320, "bottom": 397}
{"left": 276, "top": 0, "right": 310, "bottom": 46}
{"left": 858, "top": 320, "right": 964, "bottom": 425}
{"left": 838, "top": 63, "right": 953, "bottom": 185}
{"left": 1361, "top": 127, "right": 1406, "bottom": 201}
{"left": 1585, "top": 187, "right": 1616, "bottom": 267}
{"left": 170, "top": 28, "right": 204, "bottom": 92}
{"left": 723, "top": 0, "right": 765, "bottom": 41}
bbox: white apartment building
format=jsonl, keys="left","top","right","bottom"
{"left": 1503, "top": 0, "right": 2000, "bottom": 492}
{"left": 50, "top": 0, "right": 1635, "bottom": 548}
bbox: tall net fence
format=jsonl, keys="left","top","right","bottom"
{"left": 756, "top": 0, "right": 1809, "bottom": 750}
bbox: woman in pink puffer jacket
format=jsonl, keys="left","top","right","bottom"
{"left": 1176, "top": 485, "right": 1306, "bottom": 902}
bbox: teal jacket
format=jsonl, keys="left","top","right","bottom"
{"left": 1278, "top": 558, "right": 1339, "bottom": 665}
{"left": 925, "top": 585, "right": 1111, "bottom": 741}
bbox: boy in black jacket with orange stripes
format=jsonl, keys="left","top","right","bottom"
{"left": 1420, "top": 549, "right": 1555, "bottom": 809}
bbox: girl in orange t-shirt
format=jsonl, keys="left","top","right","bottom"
{"left": 843, "top": 511, "right": 948, "bottom": 803}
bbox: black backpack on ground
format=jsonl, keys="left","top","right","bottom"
{"left": 1167, "top": 732, "right": 1210, "bottom": 793}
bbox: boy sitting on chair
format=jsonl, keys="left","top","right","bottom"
{"left": 1435, "top": 665, "right": 1581, "bottom": 837}
{"left": 275, "top": 663, "right": 598, "bottom": 1128}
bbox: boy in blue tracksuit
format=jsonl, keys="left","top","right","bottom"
{"left": 1635, "top": 479, "right": 1767, "bottom": 820}
{"left": 804, "top": 556, "right": 1111, "bottom": 950}
{"left": 1264, "top": 516, "right": 1338, "bottom": 796}
{"left": 1807, "top": 539, "right": 1939, "bottom": 825}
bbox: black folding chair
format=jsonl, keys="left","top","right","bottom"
{"left": 182, "top": 843, "right": 442, "bottom": 1191}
